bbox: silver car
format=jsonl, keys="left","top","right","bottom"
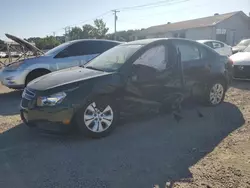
{"left": 0, "top": 34, "right": 121, "bottom": 89}
{"left": 0, "top": 51, "right": 7, "bottom": 58}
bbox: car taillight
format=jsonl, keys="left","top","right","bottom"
{"left": 228, "top": 58, "right": 234, "bottom": 65}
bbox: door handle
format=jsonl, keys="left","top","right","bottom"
{"left": 131, "top": 75, "right": 138, "bottom": 82}
{"left": 205, "top": 64, "right": 212, "bottom": 70}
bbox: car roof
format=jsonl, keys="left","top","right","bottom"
{"left": 197, "top": 40, "right": 213, "bottom": 43}
{"left": 123, "top": 38, "right": 169, "bottom": 45}
{"left": 240, "top": 39, "right": 250, "bottom": 42}
{"left": 69, "top": 39, "right": 122, "bottom": 44}
{"left": 123, "top": 38, "right": 201, "bottom": 46}
{"left": 197, "top": 39, "right": 226, "bottom": 44}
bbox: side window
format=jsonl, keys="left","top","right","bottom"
{"left": 219, "top": 42, "right": 224, "bottom": 47}
{"left": 212, "top": 42, "right": 223, "bottom": 49}
{"left": 199, "top": 46, "right": 210, "bottom": 59}
{"left": 133, "top": 45, "right": 167, "bottom": 72}
{"left": 56, "top": 42, "right": 87, "bottom": 58}
{"left": 175, "top": 42, "right": 200, "bottom": 62}
{"left": 101, "top": 41, "right": 119, "bottom": 52}
{"left": 69, "top": 42, "right": 86, "bottom": 56}
{"left": 56, "top": 41, "right": 117, "bottom": 58}
{"left": 94, "top": 41, "right": 119, "bottom": 54}
{"left": 205, "top": 42, "right": 214, "bottom": 48}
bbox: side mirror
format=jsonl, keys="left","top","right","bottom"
{"left": 131, "top": 74, "right": 138, "bottom": 82}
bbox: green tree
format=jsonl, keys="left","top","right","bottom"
{"left": 36, "top": 36, "right": 61, "bottom": 50}
{"left": 82, "top": 24, "right": 96, "bottom": 38}
{"left": 69, "top": 27, "right": 83, "bottom": 40}
{"left": 26, "top": 36, "right": 62, "bottom": 50}
{"left": 93, "top": 19, "right": 109, "bottom": 39}
{"left": 67, "top": 19, "right": 109, "bottom": 40}
{"left": 105, "top": 29, "right": 144, "bottom": 41}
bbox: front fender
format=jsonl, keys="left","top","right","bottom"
{"left": 24, "top": 63, "right": 51, "bottom": 72}
{"left": 70, "top": 74, "right": 124, "bottom": 112}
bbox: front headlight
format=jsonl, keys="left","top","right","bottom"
{"left": 37, "top": 92, "right": 67, "bottom": 107}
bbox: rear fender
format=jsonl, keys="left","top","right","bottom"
{"left": 191, "top": 73, "right": 228, "bottom": 98}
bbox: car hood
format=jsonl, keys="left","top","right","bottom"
{"left": 230, "top": 52, "right": 250, "bottom": 65}
{"left": 232, "top": 45, "right": 246, "bottom": 52}
{"left": 3, "top": 55, "right": 50, "bottom": 70}
{"left": 5, "top": 33, "right": 44, "bottom": 55}
{"left": 28, "top": 66, "right": 112, "bottom": 91}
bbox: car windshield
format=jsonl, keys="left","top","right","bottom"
{"left": 44, "top": 42, "right": 71, "bottom": 56}
{"left": 244, "top": 45, "right": 250, "bottom": 52}
{"left": 237, "top": 39, "right": 250, "bottom": 46}
{"left": 85, "top": 44, "right": 143, "bottom": 72}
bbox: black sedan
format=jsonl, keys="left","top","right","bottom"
{"left": 20, "top": 38, "right": 233, "bottom": 138}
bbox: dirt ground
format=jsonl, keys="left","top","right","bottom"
{"left": 171, "top": 81, "right": 250, "bottom": 188}
{"left": 0, "top": 81, "right": 250, "bottom": 188}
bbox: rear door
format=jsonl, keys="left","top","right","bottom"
{"left": 173, "top": 40, "right": 212, "bottom": 90}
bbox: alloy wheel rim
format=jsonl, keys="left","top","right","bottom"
{"left": 84, "top": 102, "right": 113, "bottom": 133}
{"left": 209, "top": 83, "right": 224, "bottom": 105}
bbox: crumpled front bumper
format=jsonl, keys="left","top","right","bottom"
{"left": 20, "top": 88, "right": 75, "bottom": 131}
{"left": 0, "top": 69, "right": 26, "bottom": 89}
{"left": 20, "top": 107, "right": 75, "bottom": 131}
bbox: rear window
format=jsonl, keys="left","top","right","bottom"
{"left": 238, "top": 39, "right": 250, "bottom": 46}
{"left": 174, "top": 42, "right": 201, "bottom": 62}
{"left": 90, "top": 41, "right": 120, "bottom": 54}
{"left": 45, "top": 42, "right": 71, "bottom": 56}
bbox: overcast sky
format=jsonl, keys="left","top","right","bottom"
{"left": 0, "top": 0, "right": 249, "bottom": 40}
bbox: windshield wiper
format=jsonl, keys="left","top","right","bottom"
{"left": 85, "top": 66, "right": 105, "bottom": 72}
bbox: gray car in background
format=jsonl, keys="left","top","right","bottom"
{"left": 0, "top": 34, "right": 121, "bottom": 89}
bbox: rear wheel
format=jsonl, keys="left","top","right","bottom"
{"left": 75, "top": 97, "right": 118, "bottom": 138}
{"left": 204, "top": 80, "right": 226, "bottom": 106}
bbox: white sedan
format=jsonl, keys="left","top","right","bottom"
{"left": 197, "top": 40, "right": 232, "bottom": 56}
{"left": 0, "top": 51, "right": 6, "bottom": 58}
{"left": 230, "top": 45, "right": 250, "bottom": 80}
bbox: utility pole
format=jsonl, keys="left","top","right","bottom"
{"left": 112, "top": 10, "right": 119, "bottom": 40}
{"left": 64, "top": 26, "right": 71, "bottom": 42}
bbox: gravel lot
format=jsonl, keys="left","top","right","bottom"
{"left": 0, "top": 82, "right": 249, "bottom": 188}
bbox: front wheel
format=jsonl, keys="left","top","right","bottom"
{"left": 75, "top": 97, "right": 118, "bottom": 138}
{"left": 204, "top": 80, "right": 226, "bottom": 106}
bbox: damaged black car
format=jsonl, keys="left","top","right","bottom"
{"left": 20, "top": 38, "right": 233, "bottom": 138}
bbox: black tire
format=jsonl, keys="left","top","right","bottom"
{"left": 25, "top": 69, "right": 50, "bottom": 86}
{"left": 25, "top": 122, "right": 36, "bottom": 128}
{"left": 203, "top": 79, "right": 226, "bottom": 106}
{"left": 75, "top": 97, "right": 118, "bottom": 138}
{"left": 20, "top": 111, "right": 36, "bottom": 127}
